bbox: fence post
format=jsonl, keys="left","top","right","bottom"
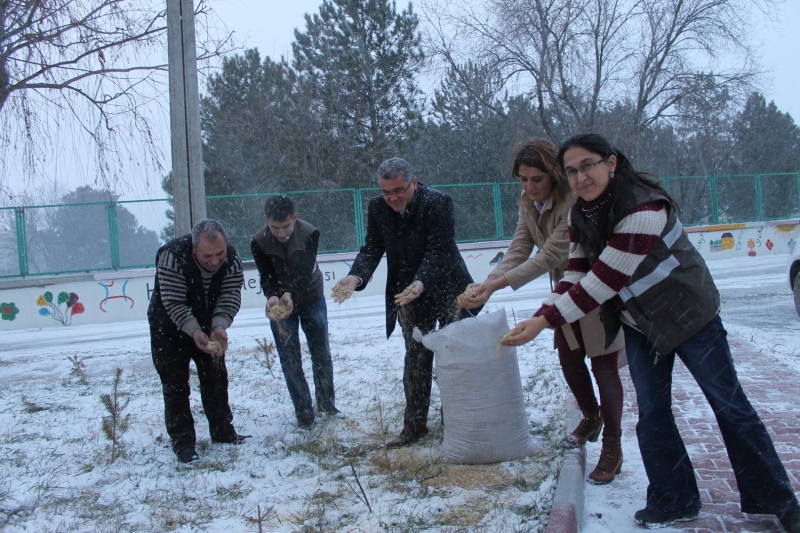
{"left": 492, "top": 183, "right": 504, "bottom": 240}
{"left": 755, "top": 175, "right": 764, "bottom": 221}
{"left": 796, "top": 172, "right": 800, "bottom": 218}
{"left": 14, "top": 207, "right": 28, "bottom": 277}
{"left": 107, "top": 202, "right": 121, "bottom": 270}
{"left": 709, "top": 176, "right": 719, "bottom": 224}
{"left": 353, "top": 189, "right": 364, "bottom": 248}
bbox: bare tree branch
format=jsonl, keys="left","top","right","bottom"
{"left": 0, "top": 0, "right": 234, "bottom": 198}
{"left": 422, "top": 0, "right": 769, "bottom": 140}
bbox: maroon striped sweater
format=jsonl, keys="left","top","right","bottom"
{"left": 535, "top": 202, "right": 667, "bottom": 327}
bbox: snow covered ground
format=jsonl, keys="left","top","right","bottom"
{"left": 0, "top": 254, "right": 797, "bottom": 532}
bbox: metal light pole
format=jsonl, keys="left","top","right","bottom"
{"left": 167, "top": 0, "right": 206, "bottom": 236}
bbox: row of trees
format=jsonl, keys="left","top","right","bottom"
{"left": 196, "top": 0, "right": 800, "bottom": 200}
{"left": 2, "top": 0, "right": 799, "bottom": 274}
{"left": 2, "top": 0, "right": 798, "bottom": 197}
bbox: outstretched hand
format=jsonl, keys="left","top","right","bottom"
{"left": 279, "top": 292, "right": 294, "bottom": 315}
{"left": 460, "top": 280, "right": 493, "bottom": 309}
{"left": 192, "top": 328, "right": 226, "bottom": 356}
{"left": 208, "top": 327, "right": 228, "bottom": 356}
{"left": 331, "top": 275, "right": 360, "bottom": 303}
{"left": 500, "top": 316, "right": 549, "bottom": 346}
{"left": 394, "top": 280, "right": 424, "bottom": 306}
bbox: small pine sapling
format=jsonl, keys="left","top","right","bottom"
{"left": 255, "top": 338, "right": 276, "bottom": 378}
{"left": 100, "top": 368, "right": 131, "bottom": 463}
{"left": 68, "top": 354, "right": 88, "bottom": 383}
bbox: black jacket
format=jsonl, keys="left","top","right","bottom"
{"left": 147, "top": 234, "right": 244, "bottom": 338}
{"left": 349, "top": 184, "right": 474, "bottom": 337}
{"left": 251, "top": 218, "right": 324, "bottom": 307}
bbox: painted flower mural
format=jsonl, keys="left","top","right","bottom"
{"left": 36, "top": 291, "right": 85, "bottom": 326}
{"left": 1, "top": 302, "right": 19, "bottom": 321}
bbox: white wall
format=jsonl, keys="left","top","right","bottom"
{"left": 1, "top": 219, "right": 797, "bottom": 332}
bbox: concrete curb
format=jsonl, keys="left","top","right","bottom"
{"left": 545, "top": 396, "right": 586, "bottom": 533}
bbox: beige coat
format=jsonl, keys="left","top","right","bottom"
{"left": 490, "top": 191, "right": 624, "bottom": 357}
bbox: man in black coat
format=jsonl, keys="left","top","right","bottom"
{"left": 148, "top": 219, "right": 248, "bottom": 463}
{"left": 332, "top": 157, "right": 479, "bottom": 448}
{"left": 251, "top": 196, "right": 337, "bottom": 429}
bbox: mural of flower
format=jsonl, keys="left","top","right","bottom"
{"left": 36, "top": 295, "right": 47, "bottom": 306}
{"left": 1, "top": 302, "right": 19, "bottom": 321}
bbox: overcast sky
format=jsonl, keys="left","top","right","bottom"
{"left": 211, "top": 0, "right": 800, "bottom": 118}
{"left": 5, "top": 0, "right": 799, "bottom": 202}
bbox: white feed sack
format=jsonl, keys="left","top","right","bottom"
{"left": 414, "top": 308, "right": 540, "bottom": 464}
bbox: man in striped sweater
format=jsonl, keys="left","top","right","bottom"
{"left": 148, "top": 219, "right": 248, "bottom": 464}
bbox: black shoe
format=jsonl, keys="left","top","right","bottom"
{"left": 319, "top": 406, "right": 342, "bottom": 418}
{"left": 386, "top": 427, "right": 428, "bottom": 449}
{"left": 633, "top": 507, "right": 700, "bottom": 529}
{"left": 297, "top": 417, "right": 315, "bottom": 430}
{"left": 176, "top": 447, "right": 199, "bottom": 464}
{"left": 779, "top": 509, "right": 800, "bottom": 533}
{"left": 212, "top": 433, "right": 251, "bottom": 445}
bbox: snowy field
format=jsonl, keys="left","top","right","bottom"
{"left": 1, "top": 254, "right": 798, "bottom": 532}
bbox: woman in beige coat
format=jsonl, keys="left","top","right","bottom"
{"left": 462, "top": 138, "right": 625, "bottom": 484}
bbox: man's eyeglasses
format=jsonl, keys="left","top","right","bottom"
{"left": 565, "top": 158, "right": 608, "bottom": 179}
{"left": 380, "top": 182, "right": 413, "bottom": 198}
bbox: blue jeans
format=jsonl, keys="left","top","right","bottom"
{"left": 270, "top": 295, "right": 335, "bottom": 422}
{"left": 625, "top": 315, "right": 798, "bottom": 517}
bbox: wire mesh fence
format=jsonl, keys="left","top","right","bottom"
{"left": 1, "top": 173, "right": 798, "bottom": 278}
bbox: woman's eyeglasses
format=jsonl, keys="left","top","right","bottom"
{"left": 565, "top": 158, "right": 608, "bottom": 178}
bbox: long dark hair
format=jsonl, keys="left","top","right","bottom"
{"left": 557, "top": 133, "right": 678, "bottom": 261}
{"left": 511, "top": 138, "right": 572, "bottom": 207}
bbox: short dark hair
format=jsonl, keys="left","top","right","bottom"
{"left": 264, "top": 196, "right": 295, "bottom": 221}
{"left": 191, "top": 219, "right": 227, "bottom": 247}
{"left": 377, "top": 157, "right": 414, "bottom": 184}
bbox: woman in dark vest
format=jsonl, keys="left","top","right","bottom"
{"left": 501, "top": 133, "right": 799, "bottom": 532}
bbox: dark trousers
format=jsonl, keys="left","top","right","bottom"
{"left": 150, "top": 325, "right": 236, "bottom": 453}
{"left": 271, "top": 295, "right": 335, "bottom": 422}
{"left": 625, "top": 315, "right": 799, "bottom": 517}
{"left": 555, "top": 322, "right": 623, "bottom": 441}
{"left": 397, "top": 303, "right": 474, "bottom": 434}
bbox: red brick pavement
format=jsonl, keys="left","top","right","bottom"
{"left": 617, "top": 338, "right": 800, "bottom": 532}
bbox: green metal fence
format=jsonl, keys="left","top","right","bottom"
{"left": 1, "top": 173, "right": 799, "bottom": 279}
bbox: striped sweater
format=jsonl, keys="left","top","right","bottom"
{"left": 535, "top": 202, "right": 667, "bottom": 327}
{"left": 156, "top": 248, "right": 244, "bottom": 335}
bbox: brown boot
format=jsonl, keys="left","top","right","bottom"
{"left": 588, "top": 437, "right": 623, "bottom": 484}
{"left": 563, "top": 410, "right": 603, "bottom": 447}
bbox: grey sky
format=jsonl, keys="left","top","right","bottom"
{"left": 5, "top": 0, "right": 799, "bottom": 201}
{"left": 213, "top": 0, "right": 800, "bottom": 118}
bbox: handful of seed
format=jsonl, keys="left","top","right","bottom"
{"left": 206, "top": 340, "right": 223, "bottom": 356}
{"left": 500, "top": 330, "right": 521, "bottom": 341}
{"left": 456, "top": 286, "right": 477, "bottom": 308}
{"left": 331, "top": 284, "right": 353, "bottom": 302}
{"left": 399, "top": 285, "right": 416, "bottom": 299}
{"left": 267, "top": 304, "right": 291, "bottom": 321}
